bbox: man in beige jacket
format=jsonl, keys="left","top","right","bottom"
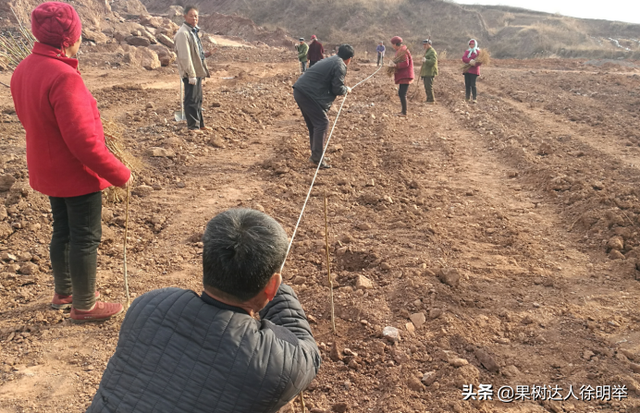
{"left": 174, "top": 5, "right": 212, "bottom": 133}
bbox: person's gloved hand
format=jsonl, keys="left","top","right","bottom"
{"left": 422, "top": 57, "right": 427, "bottom": 62}
{"left": 189, "top": 77, "right": 197, "bottom": 85}
{"left": 346, "top": 87, "right": 352, "bottom": 93}
{"left": 469, "top": 59, "right": 476, "bottom": 66}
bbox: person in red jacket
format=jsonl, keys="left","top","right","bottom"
{"left": 307, "top": 35, "right": 325, "bottom": 67}
{"left": 462, "top": 38, "right": 481, "bottom": 103}
{"left": 11, "top": 2, "right": 131, "bottom": 322}
{"left": 389, "top": 36, "right": 414, "bottom": 117}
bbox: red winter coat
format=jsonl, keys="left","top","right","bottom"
{"left": 11, "top": 42, "right": 130, "bottom": 198}
{"left": 394, "top": 46, "right": 414, "bottom": 85}
{"left": 307, "top": 40, "right": 325, "bottom": 62}
{"left": 462, "top": 49, "right": 481, "bottom": 75}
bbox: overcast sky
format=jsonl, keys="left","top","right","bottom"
{"left": 453, "top": 0, "right": 640, "bottom": 25}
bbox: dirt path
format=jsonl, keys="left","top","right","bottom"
{"left": 1, "top": 54, "right": 640, "bottom": 413}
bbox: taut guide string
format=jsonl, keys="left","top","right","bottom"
{"left": 279, "top": 64, "right": 382, "bottom": 273}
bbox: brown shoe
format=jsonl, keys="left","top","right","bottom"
{"left": 70, "top": 301, "right": 123, "bottom": 323}
{"left": 397, "top": 113, "right": 407, "bottom": 117}
{"left": 52, "top": 291, "right": 100, "bottom": 310}
{"left": 200, "top": 126, "right": 213, "bottom": 131}
{"left": 188, "top": 129, "right": 203, "bottom": 134}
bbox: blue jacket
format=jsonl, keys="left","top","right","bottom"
{"left": 87, "top": 285, "right": 321, "bottom": 413}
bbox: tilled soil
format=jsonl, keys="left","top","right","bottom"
{"left": 1, "top": 50, "right": 640, "bottom": 413}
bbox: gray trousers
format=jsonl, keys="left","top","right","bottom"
{"left": 300, "top": 61, "right": 307, "bottom": 73}
{"left": 293, "top": 88, "right": 329, "bottom": 162}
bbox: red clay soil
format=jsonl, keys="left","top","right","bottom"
{"left": 1, "top": 48, "right": 640, "bottom": 413}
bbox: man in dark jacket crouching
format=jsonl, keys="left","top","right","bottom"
{"left": 87, "top": 208, "right": 321, "bottom": 413}
{"left": 293, "top": 44, "right": 354, "bottom": 169}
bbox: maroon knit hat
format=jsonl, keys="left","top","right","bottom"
{"left": 390, "top": 36, "right": 403, "bottom": 45}
{"left": 31, "top": 2, "right": 82, "bottom": 49}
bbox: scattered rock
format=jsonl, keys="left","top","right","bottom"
{"left": 331, "top": 403, "right": 348, "bottom": 413}
{"left": 17, "top": 252, "right": 32, "bottom": 262}
{"left": 538, "top": 142, "right": 553, "bottom": 155}
{"left": 437, "top": 267, "right": 460, "bottom": 287}
{"left": 449, "top": 358, "right": 469, "bottom": 367}
{"left": 607, "top": 236, "right": 624, "bottom": 251}
{"left": 382, "top": 326, "right": 400, "bottom": 343}
{"left": 429, "top": 308, "right": 443, "bottom": 319}
{"left": 355, "top": 275, "right": 373, "bottom": 289}
{"left": 407, "top": 376, "right": 424, "bottom": 391}
{"left": 409, "top": 312, "right": 426, "bottom": 328}
{"left": 1, "top": 252, "right": 17, "bottom": 261}
{"left": 355, "top": 222, "right": 372, "bottom": 231}
{"left": 475, "top": 348, "right": 499, "bottom": 373}
{"left": 422, "top": 371, "right": 437, "bottom": 386}
{"left": 0, "top": 206, "right": 6, "bottom": 220}
{"left": 630, "top": 363, "right": 640, "bottom": 374}
{"left": 0, "top": 222, "right": 13, "bottom": 240}
{"left": 146, "top": 147, "right": 175, "bottom": 157}
{"left": 405, "top": 322, "right": 415, "bottom": 334}
{"left": 0, "top": 174, "right": 16, "bottom": 191}
{"left": 18, "top": 262, "right": 38, "bottom": 275}
{"left": 330, "top": 342, "right": 343, "bottom": 362}
{"left": 132, "top": 185, "right": 154, "bottom": 197}
{"left": 209, "top": 136, "right": 226, "bottom": 148}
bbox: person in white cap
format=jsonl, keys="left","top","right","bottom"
{"left": 295, "top": 37, "right": 309, "bottom": 73}
{"left": 419, "top": 39, "right": 438, "bottom": 104}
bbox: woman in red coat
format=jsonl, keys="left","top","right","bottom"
{"left": 462, "top": 39, "right": 481, "bottom": 103}
{"left": 389, "top": 36, "right": 414, "bottom": 117}
{"left": 11, "top": 2, "right": 130, "bottom": 322}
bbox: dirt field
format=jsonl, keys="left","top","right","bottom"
{"left": 1, "top": 47, "right": 640, "bottom": 413}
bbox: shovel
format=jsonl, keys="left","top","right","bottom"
{"left": 174, "top": 80, "right": 186, "bottom": 122}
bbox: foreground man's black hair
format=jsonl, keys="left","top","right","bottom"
{"left": 338, "top": 44, "right": 355, "bottom": 60}
{"left": 202, "top": 208, "right": 288, "bottom": 301}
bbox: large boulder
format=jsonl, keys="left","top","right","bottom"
{"left": 157, "top": 33, "right": 174, "bottom": 49}
{"left": 83, "top": 28, "right": 108, "bottom": 44}
{"left": 125, "top": 35, "right": 151, "bottom": 47}
{"left": 149, "top": 44, "right": 176, "bottom": 66}
{"left": 156, "top": 19, "right": 180, "bottom": 37}
{"left": 135, "top": 48, "right": 161, "bottom": 70}
{"left": 168, "top": 6, "right": 184, "bottom": 25}
{"left": 140, "top": 15, "right": 164, "bottom": 28}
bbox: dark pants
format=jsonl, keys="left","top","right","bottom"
{"left": 49, "top": 191, "right": 102, "bottom": 310}
{"left": 300, "top": 61, "right": 307, "bottom": 73}
{"left": 183, "top": 77, "right": 204, "bottom": 130}
{"left": 398, "top": 84, "right": 409, "bottom": 115}
{"left": 293, "top": 88, "right": 329, "bottom": 162}
{"left": 309, "top": 61, "right": 319, "bottom": 68}
{"left": 377, "top": 53, "right": 384, "bottom": 66}
{"left": 464, "top": 73, "right": 478, "bottom": 100}
{"left": 423, "top": 76, "right": 435, "bottom": 102}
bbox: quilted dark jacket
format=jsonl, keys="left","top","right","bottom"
{"left": 292, "top": 55, "right": 348, "bottom": 112}
{"left": 87, "top": 284, "right": 321, "bottom": 413}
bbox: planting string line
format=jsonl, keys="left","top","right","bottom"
{"left": 279, "top": 64, "right": 382, "bottom": 273}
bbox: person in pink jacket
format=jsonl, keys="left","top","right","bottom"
{"left": 11, "top": 2, "right": 130, "bottom": 322}
{"left": 389, "top": 36, "right": 414, "bottom": 117}
{"left": 462, "top": 39, "right": 481, "bottom": 103}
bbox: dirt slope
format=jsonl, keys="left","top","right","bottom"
{"left": 1, "top": 49, "right": 640, "bottom": 412}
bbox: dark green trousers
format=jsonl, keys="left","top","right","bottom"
{"left": 49, "top": 191, "right": 102, "bottom": 310}
{"left": 423, "top": 76, "right": 435, "bottom": 102}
